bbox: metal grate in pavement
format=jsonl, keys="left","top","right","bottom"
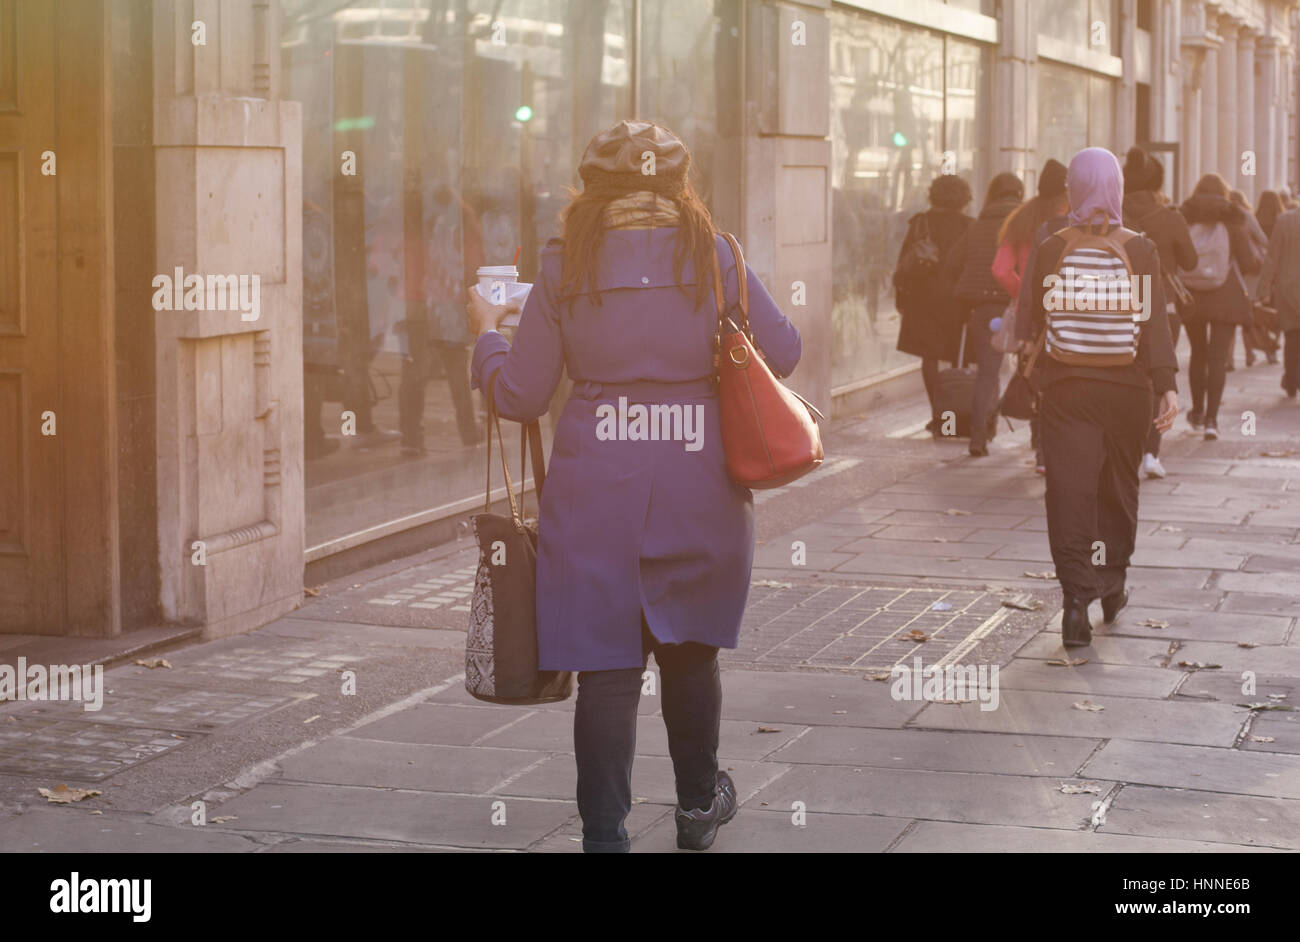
{"left": 724, "top": 582, "right": 1012, "bottom": 672}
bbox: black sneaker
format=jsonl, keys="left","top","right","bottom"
{"left": 675, "top": 771, "right": 738, "bottom": 851}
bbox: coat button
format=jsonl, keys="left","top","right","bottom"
{"left": 641, "top": 276, "right": 649, "bottom": 284}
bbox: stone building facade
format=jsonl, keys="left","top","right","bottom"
{"left": 1, "top": 0, "right": 1296, "bottom": 639}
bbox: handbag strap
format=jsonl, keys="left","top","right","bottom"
{"left": 712, "top": 231, "right": 750, "bottom": 333}
{"left": 483, "top": 372, "right": 546, "bottom": 521}
{"left": 1020, "top": 329, "right": 1046, "bottom": 377}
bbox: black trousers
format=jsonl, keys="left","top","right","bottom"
{"left": 574, "top": 617, "right": 721, "bottom": 853}
{"left": 1041, "top": 379, "right": 1151, "bottom": 602}
{"left": 1284, "top": 328, "right": 1300, "bottom": 393}
{"left": 1185, "top": 319, "right": 1233, "bottom": 423}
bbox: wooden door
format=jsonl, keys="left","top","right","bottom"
{"left": 0, "top": 0, "right": 117, "bottom": 635}
{"left": 0, "top": 0, "right": 63, "bottom": 631}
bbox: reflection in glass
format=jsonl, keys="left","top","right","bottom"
{"left": 829, "top": 10, "right": 986, "bottom": 389}
{"left": 284, "top": 1, "right": 748, "bottom": 551}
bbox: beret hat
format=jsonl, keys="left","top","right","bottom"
{"left": 578, "top": 119, "right": 690, "bottom": 195}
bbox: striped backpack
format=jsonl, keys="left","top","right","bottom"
{"left": 1043, "top": 215, "right": 1147, "bottom": 366}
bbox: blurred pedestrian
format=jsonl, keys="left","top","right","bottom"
{"left": 1017, "top": 147, "right": 1180, "bottom": 647}
{"left": 893, "top": 174, "right": 974, "bottom": 435}
{"left": 1179, "top": 173, "right": 1261, "bottom": 440}
{"left": 945, "top": 171, "right": 1025, "bottom": 456}
{"left": 1226, "top": 190, "right": 1270, "bottom": 369}
{"left": 465, "top": 120, "right": 802, "bottom": 853}
{"left": 993, "top": 159, "right": 1068, "bottom": 474}
{"left": 1122, "top": 146, "right": 1197, "bottom": 478}
{"left": 1256, "top": 203, "right": 1300, "bottom": 398}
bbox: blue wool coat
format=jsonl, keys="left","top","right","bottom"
{"left": 470, "top": 229, "right": 802, "bottom": 671}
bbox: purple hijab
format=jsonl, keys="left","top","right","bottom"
{"left": 1067, "top": 147, "right": 1124, "bottom": 228}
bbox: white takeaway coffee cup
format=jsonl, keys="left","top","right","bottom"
{"left": 476, "top": 265, "right": 530, "bottom": 326}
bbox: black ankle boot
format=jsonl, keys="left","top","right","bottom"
{"left": 1101, "top": 587, "right": 1129, "bottom": 624}
{"left": 1062, "top": 596, "right": 1092, "bottom": 648}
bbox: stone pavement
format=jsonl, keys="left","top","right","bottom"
{"left": 2, "top": 349, "right": 1297, "bottom": 852}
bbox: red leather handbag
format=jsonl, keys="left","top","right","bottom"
{"left": 712, "top": 232, "right": 825, "bottom": 488}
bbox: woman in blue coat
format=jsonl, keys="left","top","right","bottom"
{"left": 464, "top": 120, "right": 802, "bottom": 853}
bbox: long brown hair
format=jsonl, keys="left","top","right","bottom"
{"left": 557, "top": 177, "right": 717, "bottom": 310}
{"left": 998, "top": 193, "right": 1069, "bottom": 249}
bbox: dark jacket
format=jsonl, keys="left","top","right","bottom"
{"left": 894, "top": 207, "right": 972, "bottom": 362}
{"left": 946, "top": 197, "right": 1022, "bottom": 304}
{"left": 1178, "top": 194, "right": 1261, "bottom": 325}
{"left": 1017, "top": 228, "right": 1178, "bottom": 397}
{"left": 1122, "top": 190, "right": 1198, "bottom": 275}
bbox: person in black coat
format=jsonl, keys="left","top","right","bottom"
{"left": 1121, "top": 147, "right": 1198, "bottom": 478}
{"left": 945, "top": 172, "right": 1025, "bottom": 455}
{"left": 894, "top": 174, "right": 974, "bottom": 434}
{"left": 1179, "top": 173, "right": 1262, "bottom": 439}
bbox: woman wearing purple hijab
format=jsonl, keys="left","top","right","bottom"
{"left": 1015, "top": 148, "right": 1181, "bottom": 647}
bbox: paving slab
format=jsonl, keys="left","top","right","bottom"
{"left": 215, "top": 782, "right": 575, "bottom": 849}
{"left": 770, "top": 726, "right": 1098, "bottom": 776}
{"left": 717, "top": 670, "right": 926, "bottom": 728}
{"left": 909, "top": 689, "right": 1246, "bottom": 747}
{"left": 1105, "top": 607, "right": 1293, "bottom": 645}
{"left": 533, "top": 803, "right": 673, "bottom": 853}
{"left": 996, "top": 658, "right": 1182, "bottom": 698}
{"left": 1016, "top": 631, "right": 1181, "bottom": 667}
{"left": 750, "top": 764, "right": 1104, "bottom": 829}
{"left": 1219, "top": 592, "right": 1300, "bottom": 616}
{"left": 278, "top": 737, "right": 546, "bottom": 793}
{"left": 0, "top": 807, "right": 259, "bottom": 853}
{"left": 1242, "top": 711, "right": 1300, "bottom": 754}
{"left": 1081, "top": 739, "right": 1300, "bottom": 799}
{"left": 1103, "top": 784, "right": 1300, "bottom": 849}
{"left": 494, "top": 753, "right": 786, "bottom": 805}
{"left": 892, "top": 820, "right": 1278, "bottom": 852}
{"left": 346, "top": 702, "right": 526, "bottom": 747}
{"left": 634, "top": 808, "right": 912, "bottom": 853}
{"left": 1169, "top": 640, "right": 1300, "bottom": 676}
{"left": 478, "top": 710, "right": 808, "bottom": 762}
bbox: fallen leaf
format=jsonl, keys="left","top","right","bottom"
{"left": 1237, "top": 641, "right": 1259, "bottom": 649}
{"left": 1157, "top": 524, "right": 1182, "bottom": 532}
{"left": 1002, "top": 594, "right": 1043, "bottom": 611}
{"left": 303, "top": 586, "right": 321, "bottom": 597}
{"left": 832, "top": 710, "right": 847, "bottom": 715}
{"left": 303, "top": 715, "right": 321, "bottom": 724}
{"left": 1072, "top": 700, "right": 1105, "bottom": 712}
{"left": 1059, "top": 783, "right": 1102, "bottom": 795}
{"left": 1138, "top": 619, "right": 1169, "bottom": 629}
{"left": 866, "top": 672, "right": 892, "bottom": 682}
{"left": 39, "top": 785, "right": 101, "bottom": 803}
{"left": 904, "top": 629, "right": 929, "bottom": 643}
{"left": 1023, "top": 570, "right": 1056, "bottom": 580}
{"left": 1047, "top": 657, "right": 1089, "bottom": 667}
{"left": 1248, "top": 735, "right": 1276, "bottom": 743}
{"left": 944, "top": 508, "right": 972, "bottom": 516}
{"left": 1178, "top": 661, "right": 1222, "bottom": 671}
{"left": 756, "top": 726, "right": 782, "bottom": 734}
{"left": 752, "top": 579, "right": 792, "bottom": 589}
{"left": 1261, "top": 449, "right": 1296, "bottom": 457}
{"left": 942, "top": 557, "right": 962, "bottom": 562}
{"left": 134, "top": 657, "right": 171, "bottom": 669}
{"left": 210, "top": 815, "right": 238, "bottom": 824}
{"left": 89, "top": 810, "right": 102, "bottom": 815}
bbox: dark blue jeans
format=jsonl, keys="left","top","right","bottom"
{"left": 968, "top": 303, "right": 1007, "bottom": 449}
{"left": 574, "top": 617, "right": 721, "bottom": 853}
